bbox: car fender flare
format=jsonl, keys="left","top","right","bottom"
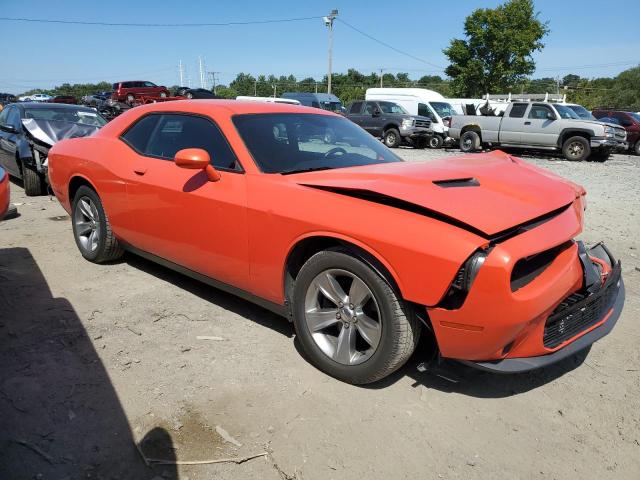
{"left": 557, "top": 128, "right": 595, "bottom": 147}
{"left": 382, "top": 123, "right": 400, "bottom": 133}
{"left": 282, "top": 231, "right": 405, "bottom": 307}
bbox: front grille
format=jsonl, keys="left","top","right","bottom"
{"left": 415, "top": 120, "right": 430, "bottom": 128}
{"left": 543, "top": 262, "right": 621, "bottom": 348}
{"left": 614, "top": 128, "right": 626, "bottom": 140}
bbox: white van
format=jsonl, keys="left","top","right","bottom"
{"left": 365, "top": 88, "right": 456, "bottom": 146}
{"left": 236, "top": 96, "right": 301, "bottom": 105}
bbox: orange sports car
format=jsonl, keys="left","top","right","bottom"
{"left": 48, "top": 101, "right": 625, "bottom": 384}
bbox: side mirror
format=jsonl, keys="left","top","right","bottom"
{"left": 174, "top": 148, "right": 220, "bottom": 182}
{"left": 0, "top": 124, "right": 17, "bottom": 134}
{"left": 372, "top": 108, "right": 381, "bottom": 117}
{"left": 546, "top": 112, "right": 556, "bottom": 120}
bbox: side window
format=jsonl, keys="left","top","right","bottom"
{"left": 614, "top": 113, "right": 632, "bottom": 127}
{"left": 121, "top": 114, "right": 160, "bottom": 153}
{"left": 509, "top": 103, "right": 528, "bottom": 118}
{"left": 364, "top": 102, "right": 377, "bottom": 114}
{"left": 6, "top": 107, "right": 21, "bottom": 129}
{"left": 528, "top": 104, "right": 553, "bottom": 120}
{"left": 311, "top": 101, "right": 320, "bottom": 108}
{"left": 143, "top": 81, "right": 156, "bottom": 88}
{"left": 350, "top": 101, "right": 363, "bottom": 114}
{"left": 145, "top": 114, "right": 240, "bottom": 171}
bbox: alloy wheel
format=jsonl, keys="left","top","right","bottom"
{"left": 303, "top": 269, "right": 382, "bottom": 365}
{"left": 74, "top": 197, "right": 101, "bottom": 253}
{"left": 568, "top": 141, "right": 584, "bottom": 159}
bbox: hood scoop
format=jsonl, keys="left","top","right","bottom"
{"left": 433, "top": 178, "right": 480, "bottom": 188}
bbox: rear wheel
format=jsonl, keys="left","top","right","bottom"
{"left": 562, "top": 136, "right": 590, "bottom": 161}
{"left": 428, "top": 135, "right": 443, "bottom": 149}
{"left": 72, "top": 186, "right": 124, "bottom": 263}
{"left": 383, "top": 128, "right": 401, "bottom": 148}
{"left": 126, "top": 94, "right": 135, "bottom": 104}
{"left": 292, "top": 250, "right": 421, "bottom": 384}
{"left": 460, "top": 130, "right": 481, "bottom": 152}
{"left": 22, "top": 166, "right": 45, "bottom": 196}
{"left": 634, "top": 140, "right": 640, "bottom": 156}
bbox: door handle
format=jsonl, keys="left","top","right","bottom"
{"left": 133, "top": 168, "right": 147, "bottom": 175}
{"left": 524, "top": 121, "right": 532, "bottom": 125}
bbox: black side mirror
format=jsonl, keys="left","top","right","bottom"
{"left": 546, "top": 112, "right": 556, "bottom": 120}
{"left": 372, "top": 108, "right": 381, "bottom": 117}
{"left": 0, "top": 124, "right": 17, "bottom": 134}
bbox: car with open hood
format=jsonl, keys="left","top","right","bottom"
{"left": 47, "top": 100, "right": 624, "bottom": 384}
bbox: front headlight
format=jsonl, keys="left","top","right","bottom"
{"left": 440, "top": 250, "right": 488, "bottom": 309}
{"left": 604, "top": 126, "right": 614, "bottom": 137}
{"left": 402, "top": 118, "right": 414, "bottom": 128}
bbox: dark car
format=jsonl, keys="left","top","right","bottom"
{"left": 345, "top": 100, "right": 432, "bottom": 148}
{"left": 0, "top": 103, "right": 106, "bottom": 195}
{"left": 281, "top": 92, "right": 344, "bottom": 113}
{"left": 592, "top": 108, "right": 640, "bottom": 155}
{"left": 0, "top": 93, "right": 17, "bottom": 106}
{"left": 51, "top": 95, "right": 78, "bottom": 105}
{"left": 82, "top": 92, "right": 112, "bottom": 108}
{"left": 174, "top": 87, "right": 219, "bottom": 99}
{"left": 111, "top": 81, "right": 169, "bottom": 104}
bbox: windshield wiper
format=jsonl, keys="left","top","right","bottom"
{"left": 280, "top": 166, "right": 333, "bottom": 175}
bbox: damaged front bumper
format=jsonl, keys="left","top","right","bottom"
{"left": 461, "top": 243, "right": 624, "bottom": 373}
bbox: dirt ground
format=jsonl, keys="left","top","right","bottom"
{"left": 1, "top": 147, "right": 639, "bottom": 480}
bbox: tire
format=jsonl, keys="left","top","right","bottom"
{"left": 126, "top": 94, "right": 135, "bottom": 104}
{"left": 383, "top": 128, "right": 401, "bottom": 148}
{"left": 460, "top": 130, "right": 481, "bottom": 152}
{"left": 634, "top": 140, "right": 640, "bottom": 156}
{"left": 186, "top": 92, "right": 194, "bottom": 99}
{"left": 71, "top": 186, "right": 124, "bottom": 263}
{"left": 292, "top": 250, "right": 421, "bottom": 384}
{"left": 160, "top": 92, "right": 167, "bottom": 98}
{"left": 22, "top": 166, "right": 45, "bottom": 196}
{"left": 562, "top": 136, "right": 590, "bottom": 161}
{"left": 428, "top": 135, "right": 443, "bottom": 149}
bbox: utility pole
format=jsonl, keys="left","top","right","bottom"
{"left": 323, "top": 9, "right": 338, "bottom": 95}
{"left": 379, "top": 68, "right": 385, "bottom": 88}
{"left": 254, "top": 80, "right": 257, "bottom": 96}
{"left": 556, "top": 76, "right": 561, "bottom": 95}
{"left": 178, "top": 60, "right": 185, "bottom": 87}
{"left": 315, "top": 81, "right": 318, "bottom": 93}
{"left": 208, "top": 71, "right": 220, "bottom": 94}
{"left": 198, "top": 56, "right": 208, "bottom": 89}
{"left": 272, "top": 83, "right": 277, "bottom": 98}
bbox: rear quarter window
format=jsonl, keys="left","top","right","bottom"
{"left": 509, "top": 103, "right": 528, "bottom": 118}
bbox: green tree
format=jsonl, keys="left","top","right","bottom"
{"left": 443, "top": 0, "right": 549, "bottom": 96}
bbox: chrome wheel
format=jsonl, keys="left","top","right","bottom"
{"left": 304, "top": 269, "right": 381, "bottom": 365}
{"left": 74, "top": 197, "right": 101, "bottom": 253}
{"left": 567, "top": 141, "right": 584, "bottom": 159}
{"left": 385, "top": 132, "right": 397, "bottom": 146}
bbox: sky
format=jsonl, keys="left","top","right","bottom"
{"left": 1, "top": 0, "right": 638, "bottom": 94}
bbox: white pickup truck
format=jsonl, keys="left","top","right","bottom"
{"left": 449, "top": 101, "right": 628, "bottom": 161}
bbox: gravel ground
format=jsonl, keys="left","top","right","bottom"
{"left": 1, "top": 147, "right": 639, "bottom": 480}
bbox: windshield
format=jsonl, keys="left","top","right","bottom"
{"left": 599, "top": 117, "right": 620, "bottom": 125}
{"left": 320, "top": 101, "right": 343, "bottom": 113}
{"left": 567, "top": 104, "right": 594, "bottom": 120}
{"left": 630, "top": 113, "right": 640, "bottom": 123}
{"left": 430, "top": 102, "right": 456, "bottom": 118}
{"left": 233, "top": 113, "right": 402, "bottom": 174}
{"left": 553, "top": 104, "right": 580, "bottom": 119}
{"left": 24, "top": 107, "right": 107, "bottom": 127}
{"left": 378, "top": 102, "right": 408, "bottom": 114}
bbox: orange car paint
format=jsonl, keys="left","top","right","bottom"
{"left": 48, "top": 100, "right": 616, "bottom": 365}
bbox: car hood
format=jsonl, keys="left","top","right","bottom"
{"left": 22, "top": 118, "right": 101, "bottom": 148}
{"left": 290, "top": 151, "right": 578, "bottom": 238}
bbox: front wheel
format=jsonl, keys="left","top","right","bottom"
{"left": 72, "top": 186, "right": 124, "bottom": 263}
{"left": 428, "top": 135, "right": 443, "bottom": 149}
{"left": 292, "top": 250, "right": 421, "bottom": 384}
{"left": 22, "top": 166, "right": 45, "bottom": 196}
{"left": 634, "top": 140, "right": 640, "bottom": 156}
{"left": 383, "top": 128, "right": 401, "bottom": 148}
{"left": 562, "top": 136, "right": 590, "bottom": 161}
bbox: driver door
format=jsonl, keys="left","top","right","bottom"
{"left": 120, "top": 113, "right": 251, "bottom": 291}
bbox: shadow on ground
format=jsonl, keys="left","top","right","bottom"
{"left": 0, "top": 247, "right": 178, "bottom": 479}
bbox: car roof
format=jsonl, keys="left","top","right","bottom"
{"left": 16, "top": 102, "right": 95, "bottom": 111}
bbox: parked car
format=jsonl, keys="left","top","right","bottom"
{"left": 174, "top": 87, "right": 219, "bottom": 99}
{"left": 0, "top": 103, "right": 106, "bottom": 195}
{"left": 564, "top": 103, "right": 595, "bottom": 120}
{"left": 19, "top": 93, "right": 52, "bottom": 102}
{"left": 345, "top": 100, "right": 432, "bottom": 148}
{"left": 82, "top": 92, "right": 112, "bottom": 108}
{"left": 281, "top": 92, "right": 343, "bottom": 112}
{"left": 365, "top": 88, "right": 456, "bottom": 148}
{"left": 592, "top": 108, "right": 640, "bottom": 155}
{"left": 48, "top": 100, "right": 624, "bottom": 384}
{"left": 51, "top": 95, "right": 78, "bottom": 105}
{"left": 111, "top": 81, "right": 169, "bottom": 104}
{"left": 0, "top": 93, "right": 17, "bottom": 106}
{"left": 236, "top": 96, "right": 301, "bottom": 105}
{"left": 450, "top": 101, "right": 628, "bottom": 161}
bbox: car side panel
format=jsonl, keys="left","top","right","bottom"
{"left": 244, "top": 174, "right": 486, "bottom": 306}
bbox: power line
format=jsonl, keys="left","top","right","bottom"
{"left": 336, "top": 19, "right": 444, "bottom": 70}
{"left": 0, "top": 15, "right": 323, "bottom": 27}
